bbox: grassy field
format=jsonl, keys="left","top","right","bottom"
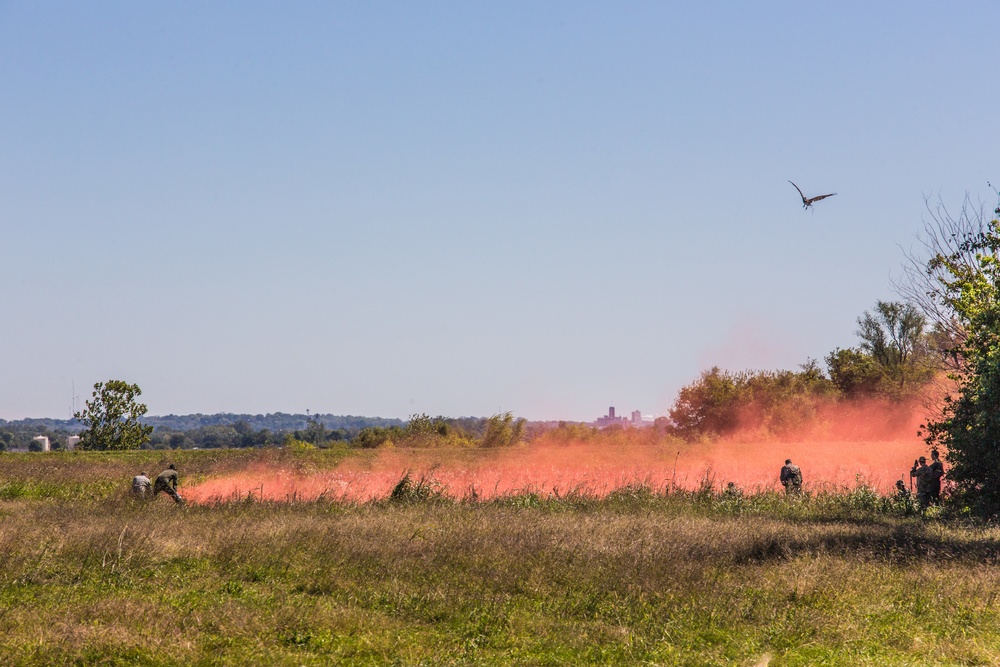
{"left": 1, "top": 448, "right": 999, "bottom": 666}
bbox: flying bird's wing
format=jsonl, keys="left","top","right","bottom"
{"left": 788, "top": 181, "right": 807, "bottom": 204}
{"left": 807, "top": 193, "right": 837, "bottom": 204}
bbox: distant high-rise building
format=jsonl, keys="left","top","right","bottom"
{"left": 594, "top": 406, "right": 652, "bottom": 429}
{"left": 596, "top": 406, "right": 629, "bottom": 428}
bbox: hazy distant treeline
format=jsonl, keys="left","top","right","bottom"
{"left": 0, "top": 413, "right": 535, "bottom": 451}
{"left": 0, "top": 413, "right": 405, "bottom": 451}
{"left": 142, "top": 412, "right": 405, "bottom": 432}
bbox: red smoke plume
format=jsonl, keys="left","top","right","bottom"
{"left": 183, "top": 399, "right": 937, "bottom": 504}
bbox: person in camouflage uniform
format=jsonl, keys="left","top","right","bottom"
{"left": 780, "top": 459, "right": 803, "bottom": 495}
{"left": 153, "top": 464, "right": 183, "bottom": 504}
{"left": 910, "top": 456, "right": 933, "bottom": 509}
{"left": 928, "top": 449, "right": 945, "bottom": 504}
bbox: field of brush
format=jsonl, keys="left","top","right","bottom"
{"left": 1, "top": 446, "right": 999, "bottom": 666}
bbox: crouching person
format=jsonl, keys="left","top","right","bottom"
{"left": 154, "top": 464, "right": 184, "bottom": 505}
{"left": 131, "top": 471, "right": 151, "bottom": 498}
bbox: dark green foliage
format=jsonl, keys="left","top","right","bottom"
{"left": 919, "top": 195, "right": 1000, "bottom": 515}
{"left": 352, "top": 414, "right": 523, "bottom": 449}
{"left": 389, "top": 470, "right": 443, "bottom": 502}
{"left": 353, "top": 425, "right": 402, "bottom": 449}
{"left": 671, "top": 300, "right": 937, "bottom": 441}
{"left": 292, "top": 417, "right": 346, "bottom": 447}
{"left": 0, "top": 422, "right": 76, "bottom": 451}
{"left": 827, "top": 301, "right": 935, "bottom": 398}
{"left": 825, "top": 347, "right": 886, "bottom": 397}
{"left": 668, "top": 363, "right": 836, "bottom": 439}
{"left": 922, "top": 210, "right": 1000, "bottom": 514}
{"left": 74, "top": 380, "right": 153, "bottom": 451}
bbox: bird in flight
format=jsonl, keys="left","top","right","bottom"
{"left": 788, "top": 181, "right": 836, "bottom": 209}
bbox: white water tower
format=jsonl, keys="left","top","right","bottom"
{"left": 32, "top": 436, "right": 50, "bottom": 452}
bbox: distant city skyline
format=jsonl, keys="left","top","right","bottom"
{"left": 2, "top": 3, "right": 998, "bottom": 421}
{"left": 594, "top": 406, "right": 653, "bottom": 429}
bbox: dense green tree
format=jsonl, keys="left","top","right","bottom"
{"left": 922, "top": 202, "right": 1000, "bottom": 514}
{"left": 669, "top": 367, "right": 749, "bottom": 438}
{"left": 825, "top": 301, "right": 935, "bottom": 399}
{"left": 74, "top": 380, "right": 153, "bottom": 451}
{"left": 825, "top": 348, "right": 885, "bottom": 398}
{"left": 668, "top": 364, "right": 836, "bottom": 440}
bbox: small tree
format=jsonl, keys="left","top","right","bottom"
{"left": 74, "top": 380, "right": 153, "bottom": 451}
{"left": 826, "top": 300, "right": 934, "bottom": 399}
{"left": 480, "top": 412, "right": 525, "bottom": 448}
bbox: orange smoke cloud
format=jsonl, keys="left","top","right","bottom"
{"left": 183, "top": 398, "right": 937, "bottom": 504}
{"left": 727, "top": 396, "right": 931, "bottom": 443}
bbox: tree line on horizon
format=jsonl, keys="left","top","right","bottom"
{"left": 0, "top": 409, "right": 529, "bottom": 452}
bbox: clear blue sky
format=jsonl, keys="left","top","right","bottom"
{"left": 2, "top": 2, "right": 998, "bottom": 421}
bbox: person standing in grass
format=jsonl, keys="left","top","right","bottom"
{"left": 131, "top": 471, "right": 151, "bottom": 498}
{"left": 910, "top": 456, "right": 933, "bottom": 509}
{"left": 928, "top": 449, "right": 945, "bottom": 504}
{"left": 780, "top": 459, "right": 803, "bottom": 494}
{"left": 154, "top": 464, "right": 183, "bottom": 504}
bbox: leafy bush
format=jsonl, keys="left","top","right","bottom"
{"left": 389, "top": 471, "right": 444, "bottom": 502}
{"left": 668, "top": 363, "right": 836, "bottom": 439}
{"left": 480, "top": 412, "right": 525, "bottom": 448}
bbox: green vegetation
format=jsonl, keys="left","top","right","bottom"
{"left": 0, "top": 412, "right": 531, "bottom": 453}
{"left": 74, "top": 380, "right": 153, "bottom": 451}
{"left": 669, "top": 300, "right": 937, "bottom": 441}
{"left": 922, "top": 201, "right": 1000, "bottom": 515}
{"left": 0, "top": 420, "right": 78, "bottom": 452}
{"left": 828, "top": 300, "right": 935, "bottom": 399}
{"left": 0, "top": 448, "right": 999, "bottom": 665}
{"left": 669, "top": 362, "right": 836, "bottom": 440}
{"left": 353, "top": 412, "right": 526, "bottom": 449}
